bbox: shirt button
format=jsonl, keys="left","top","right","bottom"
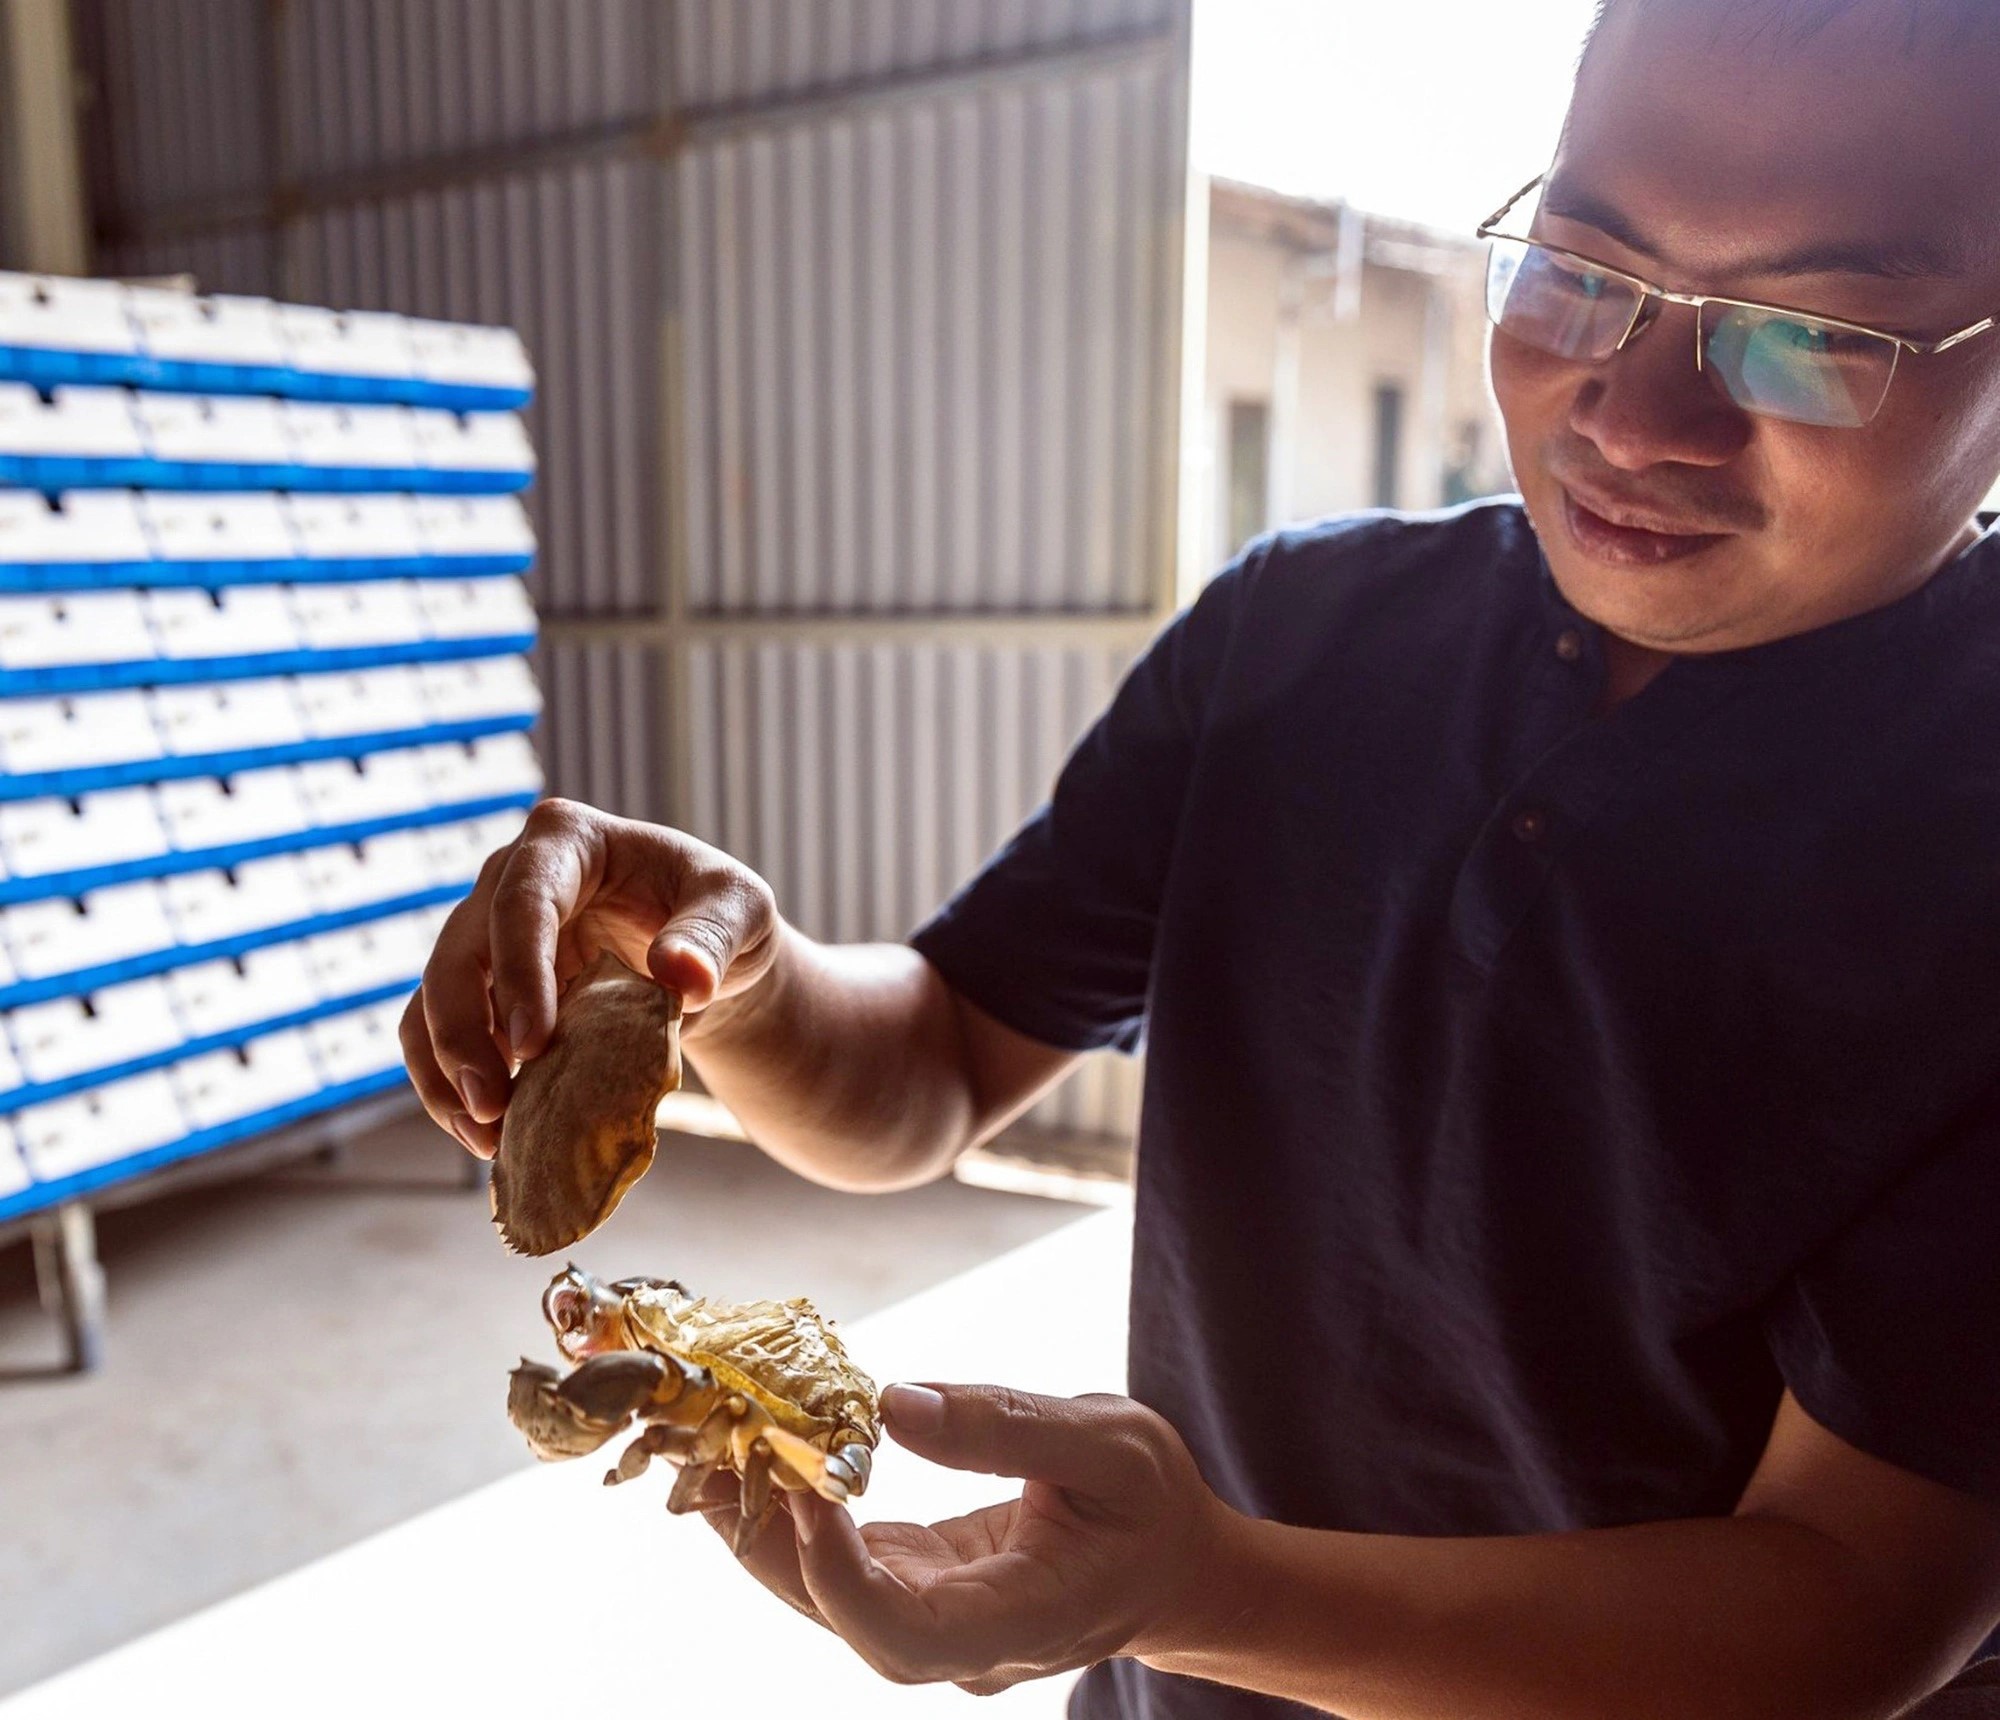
{"left": 1512, "top": 809, "right": 1547, "bottom": 843}
{"left": 1555, "top": 629, "right": 1584, "bottom": 663}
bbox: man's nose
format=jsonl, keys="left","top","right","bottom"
{"left": 1566, "top": 299, "right": 1753, "bottom": 472}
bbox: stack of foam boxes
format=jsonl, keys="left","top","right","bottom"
{"left": 0, "top": 274, "right": 544, "bottom": 1235}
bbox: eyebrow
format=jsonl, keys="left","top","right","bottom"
{"left": 1539, "top": 185, "right": 1968, "bottom": 282}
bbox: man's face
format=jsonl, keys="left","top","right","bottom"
{"left": 1489, "top": 0, "right": 2000, "bottom": 654}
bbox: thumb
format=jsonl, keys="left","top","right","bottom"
{"left": 643, "top": 857, "right": 775, "bottom": 1013}
{"left": 880, "top": 1382, "right": 1132, "bottom": 1494}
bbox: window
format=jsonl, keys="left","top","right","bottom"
{"left": 1227, "top": 397, "right": 1271, "bottom": 556}
{"left": 1371, "top": 383, "right": 1404, "bottom": 510}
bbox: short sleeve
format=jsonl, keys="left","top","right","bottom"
{"left": 1763, "top": 1093, "right": 2000, "bottom": 1502}
{"left": 909, "top": 545, "right": 1259, "bottom": 1054}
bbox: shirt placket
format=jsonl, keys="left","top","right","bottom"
{"left": 1449, "top": 612, "right": 1742, "bottom": 975}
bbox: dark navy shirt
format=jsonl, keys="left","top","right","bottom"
{"left": 911, "top": 499, "right": 2000, "bottom": 1720}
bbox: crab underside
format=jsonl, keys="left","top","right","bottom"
{"left": 507, "top": 1268, "right": 880, "bottom": 1554}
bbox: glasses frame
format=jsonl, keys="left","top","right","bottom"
{"left": 1476, "top": 174, "right": 1999, "bottom": 423}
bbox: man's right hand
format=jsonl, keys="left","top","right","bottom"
{"left": 398, "top": 798, "right": 780, "bottom": 1158}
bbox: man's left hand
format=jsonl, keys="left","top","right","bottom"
{"left": 707, "top": 1381, "right": 1231, "bottom": 1695}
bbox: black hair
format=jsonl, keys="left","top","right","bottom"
{"left": 1583, "top": 0, "right": 2000, "bottom": 62}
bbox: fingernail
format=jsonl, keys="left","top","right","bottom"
{"left": 793, "top": 1495, "right": 817, "bottom": 1545}
{"left": 507, "top": 1008, "right": 531, "bottom": 1058}
{"left": 882, "top": 1383, "right": 946, "bottom": 1432}
{"left": 447, "top": 1111, "right": 479, "bottom": 1152}
{"left": 459, "top": 1067, "right": 503, "bottom": 1122}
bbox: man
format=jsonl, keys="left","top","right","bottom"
{"left": 403, "top": 0, "right": 2000, "bottom": 1712}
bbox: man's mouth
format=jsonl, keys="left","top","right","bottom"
{"left": 1558, "top": 483, "right": 1734, "bottom": 568}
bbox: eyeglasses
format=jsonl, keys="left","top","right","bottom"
{"left": 1476, "top": 174, "right": 1998, "bottom": 428}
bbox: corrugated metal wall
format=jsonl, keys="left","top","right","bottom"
{"left": 72, "top": 0, "right": 1189, "bottom": 1141}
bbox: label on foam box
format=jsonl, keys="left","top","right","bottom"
{"left": 0, "top": 590, "right": 155, "bottom": 668}
{"left": 2, "top": 880, "right": 176, "bottom": 980}
{"left": 0, "top": 491, "right": 151, "bottom": 566}
{"left": 125, "top": 289, "right": 287, "bottom": 368}
{"left": 138, "top": 493, "right": 298, "bottom": 565}
{"left": 0, "top": 385, "right": 144, "bottom": 458}
{"left": 0, "top": 274, "right": 136, "bottom": 356}
{"left": 286, "top": 494, "right": 426, "bottom": 562}
{"left": 15, "top": 1070, "right": 187, "bottom": 1179}
{"left": 0, "top": 688, "right": 163, "bottom": 774}
{"left": 149, "top": 678, "right": 306, "bottom": 757}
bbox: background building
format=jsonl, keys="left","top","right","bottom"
{"left": 1188, "top": 174, "right": 1513, "bottom": 576}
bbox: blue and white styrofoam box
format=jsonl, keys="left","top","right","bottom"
{"left": 411, "top": 575, "right": 537, "bottom": 641}
{"left": 293, "top": 830, "right": 432, "bottom": 915}
{"left": 0, "top": 786, "right": 171, "bottom": 879}
{"left": 143, "top": 585, "right": 303, "bottom": 660}
{"left": 416, "top": 816, "right": 500, "bottom": 887}
{"left": 0, "top": 590, "right": 155, "bottom": 670}
{"left": 0, "top": 385, "right": 148, "bottom": 487}
{"left": 138, "top": 492, "right": 299, "bottom": 570}
{"left": 293, "top": 749, "right": 432, "bottom": 827}
{"left": 415, "top": 656, "right": 542, "bottom": 725}
{"left": 0, "top": 689, "right": 163, "bottom": 775}
{"left": 0, "top": 1120, "right": 30, "bottom": 1198}
{"left": 276, "top": 306, "right": 418, "bottom": 401}
{"left": 280, "top": 400, "right": 423, "bottom": 489}
{"left": 469, "top": 806, "right": 529, "bottom": 850}
{"left": 406, "top": 408, "right": 535, "bottom": 491}
{"left": 2, "top": 880, "right": 177, "bottom": 981}
{"left": 154, "top": 766, "right": 312, "bottom": 851}
{"left": 301, "top": 913, "right": 427, "bottom": 1000}
{"left": 10, "top": 974, "right": 182, "bottom": 1084}
{"left": 358, "top": 824, "right": 453, "bottom": 895}
{"left": 285, "top": 494, "right": 427, "bottom": 571}
{"left": 405, "top": 319, "right": 534, "bottom": 412}
{"left": 172, "top": 1027, "right": 320, "bottom": 1129}
{"left": 414, "top": 731, "right": 542, "bottom": 803}
{"left": 287, "top": 579, "right": 427, "bottom": 652}
{"left": 149, "top": 678, "right": 307, "bottom": 758}
{"left": 156, "top": 855, "right": 310, "bottom": 947}
{"left": 306, "top": 996, "right": 407, "bottom": 1084}
{"left": 0, "top": 491, "right": 153, "bottom": 585}
{"left": 167, "top": 943, "right": 320, "bottom": 1039}
{"left": 131, "top": 391, "right": 293, "bottom": 487}
{"left": 14, "top": 1070, "right": 187, "bottom": 1180}
{"left": 292, "top": 664, "right": 428, "bottom": 739}
{"left": 0, "top": 275, "right": 138, "bottom": 385}
{"left": 124, "top": 287, "right": 290, "bottom": 396}
{"left": 411, "top": 494, "right": 536, "bottom": 566}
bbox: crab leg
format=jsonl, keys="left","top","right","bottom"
{"left": 732, "top": 1441, "right": 777, "bottom": 1555}
{"left": 665, "top": 1397, "right": 744, "bottom": 1514}
{"left": 604, "top": 1421, "right": 698, "bottom": 1487}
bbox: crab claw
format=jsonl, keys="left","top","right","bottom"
{"left": 541, "top": 1264, "right": 629, "bottom": 1360}
{"left": 507, "top": 1352, "right": 671, "bottom": 1461}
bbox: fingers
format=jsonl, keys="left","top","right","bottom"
{"left": 880, "top": 1383, "right": 1143, "bottom": 1496}
{"left": 485, "top": 800, "right": 598, "bottom": 1064}
{"left": 792, "top": 1494, "right": 946, "bottom": 1681}
{"left": 397, "top": 988, "right": 491, "bottom": 1156}
{"left": 694, "top": 1480, "right": 826, "bottom": 1626}
{"left": 418, "top": 857, "right": 514, "bottom": 1127}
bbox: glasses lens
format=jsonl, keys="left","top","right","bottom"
{"left": 1703, "top": 305, "right": 1897, "bottom": 428}
{"left": 1485, "top": 239, "right": 1642, "bottom": 362}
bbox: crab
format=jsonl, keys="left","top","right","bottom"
{"left": 490, "top": 951, "right": 683, "bottom": 1256}
{"left": 508, "top": 1265, "right": 881, "bottom": 1553}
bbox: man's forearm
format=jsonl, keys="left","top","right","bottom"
{"left": 682, "top": 922, "right": 979, "bottom": 1191}
{"left": 1144, "top": 1508, "right": 1961, "bottom": 1720}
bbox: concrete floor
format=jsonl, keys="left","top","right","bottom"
{"left": 0, "top": 1110, "right": 1093, "bottom": 1697}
